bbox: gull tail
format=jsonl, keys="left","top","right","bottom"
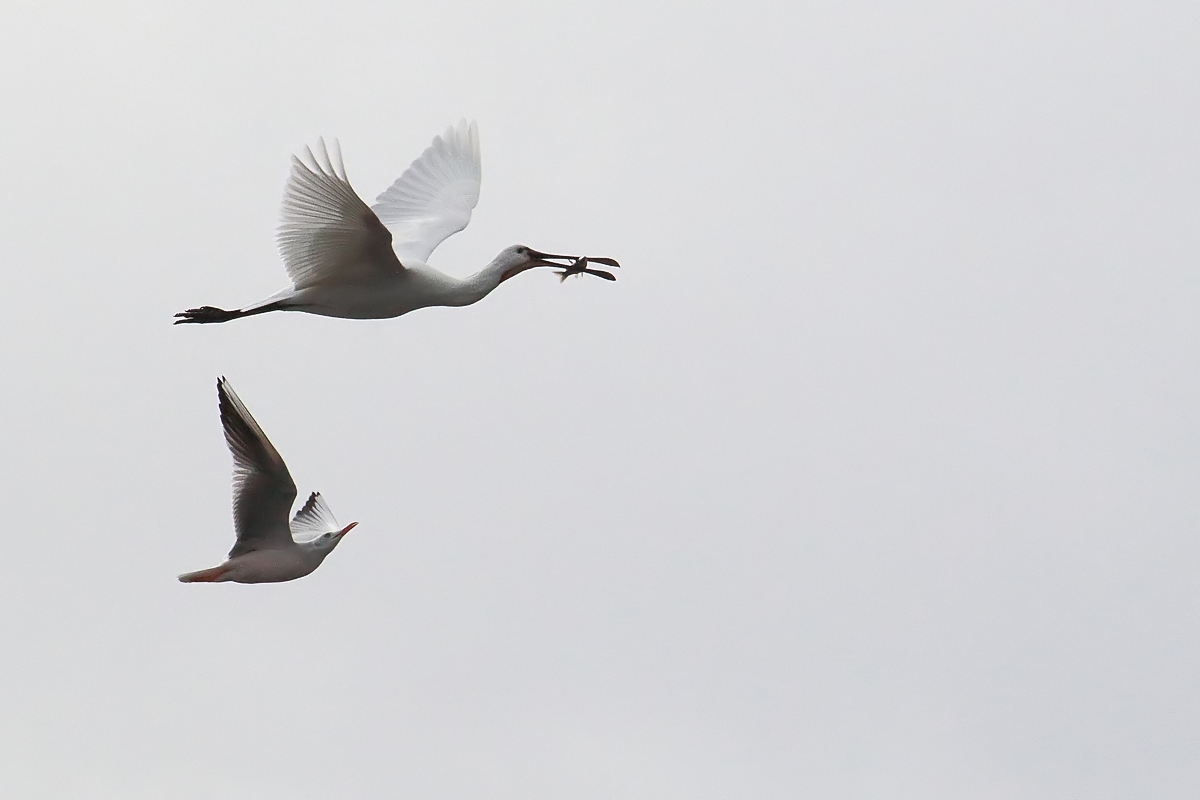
{"left": 178, "top": 564, "right": 234, "bottom": 583}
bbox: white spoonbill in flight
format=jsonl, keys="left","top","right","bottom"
{"left": 178, "top": 377, "right": 357, "bottom": 584}
{"left": 175, "top": 121, "right": 618, "bottom": 324}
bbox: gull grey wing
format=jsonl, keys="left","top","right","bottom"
{"left": 217, "top": 378, "right": 298, "bottom": 557}
{"left": 290, "top": 491, "right": 340, "bottom": 543}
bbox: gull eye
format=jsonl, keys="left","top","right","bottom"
{"left": 517, "top": 247, "right": 527, "bottom": 255}
{"left": 323, "top": 533, "right": 332, "bottom": 539}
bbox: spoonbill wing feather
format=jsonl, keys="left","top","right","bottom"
{"left": 290, "top": 491, "right": 340, "bottom": 542}
{"left": 278, "top": 137, "right": 403, "bottom": 289}
{"left": 217, "top": 378, "right": 298, "bottom": 557}
{"left": 371, "top": 120, "right": 482, "bottom": 265}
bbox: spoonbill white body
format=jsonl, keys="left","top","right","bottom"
{"left": 178, "top": 377, "right": 356, "bottom": 584}
{"left": 175, "top": 121, "right": 617, "bottom": 325}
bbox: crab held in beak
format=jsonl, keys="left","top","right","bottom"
{"left": 554, "top": 255, "right": 620, "bottom": 283}
{"left": 502, "top": 249, "right": 621, "bottom": 283}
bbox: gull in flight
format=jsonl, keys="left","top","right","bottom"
{"left": 178, "top": 378, "right": 356, "bottom": 583}
{"left": 175, "top": 121, "right": 618, "bottom": 324}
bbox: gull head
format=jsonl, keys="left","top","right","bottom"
{"left": 307, "top": 521, "right": 358, "bottom": 553}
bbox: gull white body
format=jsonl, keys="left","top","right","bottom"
{"left": 178, "top": 378, "right": 356, "bottom": 584}
{"left": 197, "top": 547, "right": 326, "bottom": 584}
{"left": 176, "top": 121, "right": 617, "bottom": 325}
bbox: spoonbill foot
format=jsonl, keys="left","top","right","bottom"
{"left": 174, "top": 306, "right": 242, "bottom": 324}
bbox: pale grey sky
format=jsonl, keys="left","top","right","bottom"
{"left": 1, "top": 1, "right": 1198, "bottom": 797}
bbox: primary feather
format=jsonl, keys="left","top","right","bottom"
{"left": 217, "top": 377, "right": 297, "bottom": 557}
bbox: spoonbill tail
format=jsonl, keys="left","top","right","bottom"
{"left": 178, "top": 378, "right": 356, "bottom": 584}
{"left": 175, "top": 121, "right": 619, "bottom": 324}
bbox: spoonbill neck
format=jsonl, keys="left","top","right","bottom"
{"left": 435, "top": 255, "right": 522, "bottom": 307}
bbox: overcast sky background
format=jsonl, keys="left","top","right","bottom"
{"left": 1, "top": 1, "right": 1197, "bottom": 797}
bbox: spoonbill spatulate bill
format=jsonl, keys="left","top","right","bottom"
{"left": 175, "top": 121, "right": 619, "bottom": 324}
{"left": 178, "top": 378, "right": 356, "bottom": 584}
